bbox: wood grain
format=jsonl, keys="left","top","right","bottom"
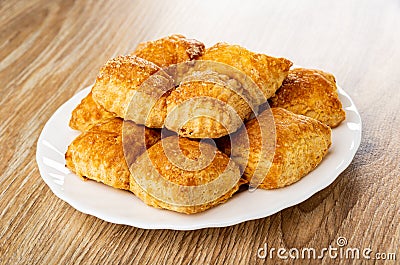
{"left": 0, "top": 0, "right": 399, "bottom": 264}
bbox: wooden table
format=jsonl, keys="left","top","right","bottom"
{"left": 1, "top": 0, "right": 399, "bottom": 264}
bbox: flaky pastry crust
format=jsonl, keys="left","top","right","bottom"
{"left": 269, "top": 68, "right": 346, "bottom": 127}
{"left": 129, "top": 137, "right": 245, "bottom": 214}
{"left": 165, "top": 80, "right": 252, "bottom": 138}
{"left": 65, "top": 118, "right": 160, "bottom": 190}
{"left": 231, "top": 108, "right": 331, "bottom": 189}
{"left": 91, "top": 55, "right": 172, "bottom": 128}
{"left": 131, "top": 34, "right": 205, "bottom": 68}
{"left": 69, "top": 92, "right": 115, "bottom": 131}
{"left": 200, "top": 43, "right": 292, "bottom": 100}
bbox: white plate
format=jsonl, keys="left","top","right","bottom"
{"left": 36, "top": 86, "right": 361, "bottom": 230}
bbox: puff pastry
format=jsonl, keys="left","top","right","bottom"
{"left": 65, "top": 118, "right": 161, "bottom": 190}
{"left": 129, "top": 136, "right": 245, "bottom": 214}
{"left": 269, "top": 68, "right": 346, "bottom": 127}
{"left": 131, "top": 34, "right": 205, "bottom": 68}
{"left": 165, "top": 78, "right": 252, "bottom": 138}
{"left": 69, "top": 92, "right": 115, "bottom": 131}
{"left": 230, "top": 107, "right": 331, "bottom": 189}
{"left": 65, "top": 35, "right": 341, "bottom": 213}
{"left": 91, "top": 55, "right": 174, "bottom": 128}
{"left": 165, "top": 60, "right": 274, "bottom": 138}
{"left": 70, "top": 35, "right": 203, "bottom": 131}
{"left": 200, "top": 43, "right": 292, "bottom": 100}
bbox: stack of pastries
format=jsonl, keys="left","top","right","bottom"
{"left": 65, "top": 34, "right": 345, "bottom": 214}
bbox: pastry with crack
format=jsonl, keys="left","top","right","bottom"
{"left": 165, "top": 75, "right": 253, "bottom": 138}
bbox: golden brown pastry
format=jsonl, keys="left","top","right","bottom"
{"left": 71, "top": 35, "right": 203, "bottom": 131}
{"left": 230, "top": 108, "right": 331, "bottom": 189}
{"left": 165, "top": 61, "right": 269, "bottom": 138}
{"left": 129, "top": 136, "right": 245, "bottom": 214}
{"left": 269, "top": 68, "right": 346, "bottom": 127}
{"left": 91, "top": 55, "right": 174, "bottom": 128}
{"left": 65, "top": 118, "right": 161, "bottom": 190}
{"left": 131, "top": 34, "right": 205, "bottom": 68}
{"left": 165, "top": 79, "right": 252, "bottom": 138}
{"left": 69, "top": 92, "right": 115, "bottom": 131}
{"left": 200, "top": 43, "right": 292, "bottom": 100}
